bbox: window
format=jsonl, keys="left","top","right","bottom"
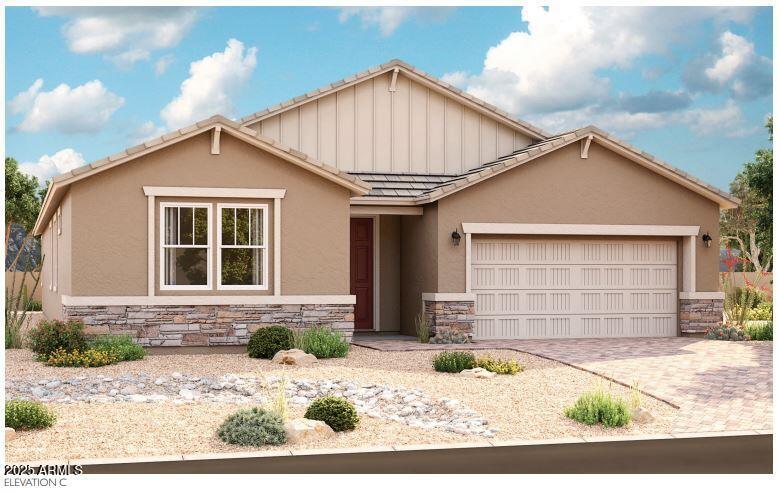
{"left": 160, "top": 203, "right": 211, "bottom": 289}
{"left": 218, "top": 204, "right": 268, "bottom": 289}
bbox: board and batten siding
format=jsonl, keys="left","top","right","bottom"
{"left": 247, "top": 72, "right": 532, "bottom": 174}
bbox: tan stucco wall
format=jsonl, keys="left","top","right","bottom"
{"left": 435, "top": 141, "right": 722, "bottom": 293}
{"left": 68, "top": 131, "right": 351, "bottom": 296}
{"left": 378, "top": 215, "right": 401, "bottom": 331}
{"left": 399, "top": 203, "right": 438, "bottom": 335}
{"left": 41, "top": 191, "right": 71, "bottom": 319}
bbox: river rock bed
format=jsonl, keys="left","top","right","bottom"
{"left": 6, "top": 373, "right": 496, "bottom": 437}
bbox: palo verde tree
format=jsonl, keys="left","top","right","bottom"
{"left": 720, "top": 117, "right": 773, "bottom": 273}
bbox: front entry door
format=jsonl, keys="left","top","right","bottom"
{"left": 350, "top": 218, "right": 374, "bottom": 331}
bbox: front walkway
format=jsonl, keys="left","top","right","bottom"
{"left": 352, "top": 336, "right": 773, "bottom": 433}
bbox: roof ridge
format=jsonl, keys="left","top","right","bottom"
{"left": 237, "top": 58, "right": 551, "bottom": 139}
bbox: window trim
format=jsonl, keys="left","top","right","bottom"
{"left": 216, "top": 203, "right": 269, "bottom": 291}
{"left": 159, "top": 202, "right": 212, "bottom": 291}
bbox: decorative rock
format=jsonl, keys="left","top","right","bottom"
{"left": 271, "top": 349, "right": 318, "bottom": 366}
{"left": 6, "top": 427, "right": 16, "bottom": 442}
{"left": 6, "top": 373, "right": 495, "bottom": 437}
{"left": 460, "top": 368, "right": 496, "bottom": 379}
{"left": 120, "top": 385, "right": 138, "bottom": 396}
{"left": 283, "top": 418, "right": 335, "bottom": 444}
{"left": 631, "top": 407, "right": 654, "bottom": 424}
{"left": 45, "top": 380, "right": 61, "bottom": 389}
{"left": 178, "top": 389, "right": 196, "bottom": 400}
{"left": 31, "top": 387, "right": 49, "bottom": 398}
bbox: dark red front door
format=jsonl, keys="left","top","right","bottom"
{"left": 350, "top": 218, "right": 373, "bottom": 331}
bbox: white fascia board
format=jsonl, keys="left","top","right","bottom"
{"left": 679, "top": 292, "right": 726, "bottom": 300}
{"left": 461, "top": 223, "right": 701, "bottom": 237}
{"left": 421, "top": 293, "right": 477, "bottom": 302}
{"left": 62, "top": 295, "right": 356, "bottom": 306}
{"left": 143, "top": 186, "right": 286, "bottom": 199}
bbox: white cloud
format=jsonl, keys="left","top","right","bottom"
{"left": 682, "top": 100, "right": 758, "bottom": 137}
{"left": 11, "top": 79, "right": 124, "bottom": 134}
{"left": 338, "top": 7, "right": 453, "bottom": 36}
{"left": 8, "top": 78, "right": 43, "bottom": 114}
{"left": 154, "top": 54, "right": 174, "bottom": 76}
{"left": 161, "top": 39, "right": 257, "bottom": 129}
{"left": 129, "top": 121, "right": 167, "bottom": 143}
{"left": 19, "top": 149, "right": 86, "bottom": 182}
{"left": 444, "top": 6, "right": 755, "bottom": 116}
{"left": 35, "top": 7, "right": 199, "bottom": 69}
{"left": 686, "top": 31, "right": 772, "bottom": 99}
{"left": 533, "top": 99, "right": 756, "bottom": 140}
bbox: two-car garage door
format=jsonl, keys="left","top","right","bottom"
{"left": 471, "top": 238, "right": 678, "bottom": 339}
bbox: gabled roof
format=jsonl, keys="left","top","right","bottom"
{"left": 32, "top": 115, "right": 371, "bottom": 235}
{"left": 239, "top": 58, "right": 551, "bottom": 141}
{"left": 350, "top": 126, "right": 740, "bottom": 209}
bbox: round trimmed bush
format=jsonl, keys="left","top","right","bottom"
{"left": 5, "top": 400, "right": 56, "bottom": 430}
{"left": 304, "top": 396, "right": 359, "bottom": 432}
{"left": 247, "top": 326, "right": 293, "bottom": 359}
{"left": 217, "top": 408, "right": 286, "bottom": 446}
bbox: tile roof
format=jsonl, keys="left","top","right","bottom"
{"left": 349, "top": 127, "right": 739, "bottom": 209}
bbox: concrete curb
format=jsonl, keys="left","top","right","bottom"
{"left": 9, "top": 429, "right": 768, "bottom": 469}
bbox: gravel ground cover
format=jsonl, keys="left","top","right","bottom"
{"left": 5, "top": 346, "right": 677, "bottom": 462}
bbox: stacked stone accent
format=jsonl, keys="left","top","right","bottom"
{"left": 63, "top": 304, "right": 354, "bottom": 347}
{"left": 680, "top": 297, "right": 724, "bottom": 336}
{"left": 423, "top": 299, "right": 475, "bottom": 338}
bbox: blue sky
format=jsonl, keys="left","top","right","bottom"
{"left": 4, "top": 6, "right": 773, "bottom": 190}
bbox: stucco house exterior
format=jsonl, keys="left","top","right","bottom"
{"left": 33, "top": 59, "right": 739, "bottom": 346}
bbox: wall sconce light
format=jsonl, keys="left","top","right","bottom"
{"left": 451, "top": 229, "right": 462, "bottom": 247}
{"left": 702, "top": 233, "right": 712, "bottom": 248}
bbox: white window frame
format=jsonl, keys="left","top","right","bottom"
{"left": 217, "top": 203, "right": 269, "bottom": 291}
{"left": 159, "top": 202, "right": 212, "bottom": 291}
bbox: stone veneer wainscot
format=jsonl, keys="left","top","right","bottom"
{"left": 680, "top": 297, "right": 724, "bottom": 336}
{"left": 423, "top": 298, "right": 475, "bottom": 337}
{"left": 63, "top": 303, "right": 354, "bottom": 346}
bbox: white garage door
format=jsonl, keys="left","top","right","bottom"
{"left": 471, "top": 238, "right": 678, "bottom": 339}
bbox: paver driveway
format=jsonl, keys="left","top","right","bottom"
{"left": 352, "top": 337, "right": 773, "bottom": 433}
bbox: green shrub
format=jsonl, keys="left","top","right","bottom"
{"left": 745, "top": 322, "right": 773, "bottom": 341}
{"left": 5, "top": 400, "right": 56, "bottom": 430}
{"left": 414, "top": 312, "right": 431, "bottom": 343}
{"left": 565, "top": 389, "right": 631, "bottom": 427}
{"left": 88, "top": 334, "right": 146, "bottom": 361}
{"left": 749, "top": 301, "right": 773, "bottom": 321}
{"left": 247, "top": 326, "right": 293, "bottom": 359}
{"left": 28, "top": 319, "right": 86, "bottom": 356}
{"left": 293, "top": 326, "right": 349, "bottom": 358}
{"left": 25, "top": 299, "right": 42, "bottom": 312}
{"left": 45, "top": 348, "right": 119, "bottom": 367}
{"left": 432, "top": 351, "right": 476, "bottom": 373}
{"left": 304, "top": 396, "right": 359, "bottom": 432}
{"left": 704, "top": 323, "right": 749, "bottom": 341}
{"left": 475, "top": 356, "right": 524, "bottom": 375}
{"left": 217, "top": 408, "right": 286, "bottom": 446}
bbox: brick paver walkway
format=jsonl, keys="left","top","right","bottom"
{"left": 352, "top": 337, "right": 773, "bottom": 433}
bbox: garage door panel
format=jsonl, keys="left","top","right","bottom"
{"left": 476, "top": 289, "right": 676, "bottom": 315}
{"left": 472, "top": 238, "right": 678, "bottom": 340}
{"left": 475, "top": 314, "right": 677, "bottom": 339}
{"left": 471, "top": 265, "right": 676, "bottom": 290}
{"left": 473, "top": 239, "right": 677, "bottom": 265}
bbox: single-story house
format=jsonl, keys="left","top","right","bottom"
{"left": 33, "top": 59, "right": 738, "bottom": 346}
